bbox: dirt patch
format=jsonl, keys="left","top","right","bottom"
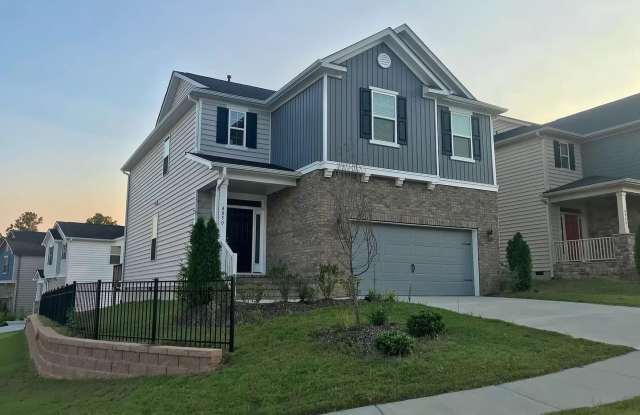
{"left": 314, "top": 324, "right": 400, "bottom": 355}
{"left": 235, "top": 299, "right": 350, "bottom": 325}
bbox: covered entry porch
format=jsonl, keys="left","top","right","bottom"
{"left": 544, "top": 177, "right": 640, "bottom": 278}
{"left": 188, "top": 153, "right": 300, "bottom": 276}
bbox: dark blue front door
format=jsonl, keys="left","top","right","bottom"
{"left": 226, "top": 208, "right": 253, "bottom": 273}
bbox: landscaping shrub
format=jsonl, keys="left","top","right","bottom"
{"left": 365, "top": 289, "right": 383, "bottom": 302}
{"left": 506, "top": 232, "right": 532, "bottom": 291}
{"left": 382, "top": 291, "right": 398, "bottom": 303}
{"left": 335, "top": 308, "right": 356, "bottom": 329}
{"left": 296, "top": 276, "right": 316, "bottom": 303}
{"left": 317, "top": 263, "right": 340, "bottom": 299}
{"left": 367, "top": 306, "right": 389, "bottom": 326}
{"left": 635, "top": 225, "right": 640, "bottom": 275}
{"left": 375, "top": 331, "right": 414, "bottom": 356}
{"left": 239, "top": 285, "right": 265, "bottom": 305}
{"left": 406, "top": 310, "right": 446, "bottom": 338}
{"left": 269, "top": 263, "right": 294, "bottom": 302}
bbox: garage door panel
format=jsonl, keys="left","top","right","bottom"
{"left": 357, "top": 224, "right": 475, "bottom": 296}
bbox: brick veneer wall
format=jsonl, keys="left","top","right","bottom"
{"left": 25, "top": 315, "right": 222, "bottom": 379}
{"left": 267, "top": 171, "right": 500, "bottom": 295}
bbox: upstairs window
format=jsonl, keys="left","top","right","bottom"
{"left": 162, "top": 137, "right": 170, "bottom": 176}
{"left": 61, "top": 243, "right": 67, "bottom": 260}
{"left": 150, "top": 214, "right": 158, "bottom": 261}
{"left": 1, "top": 256, "right": 8, "bottom": 274}
{"left": 559, "top": 143, "right": 569, "bottom": 169}
{"left": 110, "top": 246, "right": 122, "bottom": 265}
{"left": 229, "top": 110, "right": 246, "bottom": 147}
{"left": 553, "top": 140, "right": 576, "bottom": 170}
{"left": 371, "top": 89, "right": 397, "bottom": 145}
{"left": 451, "top": 111, "right": 473, "bottom": 161}
{"left": 47, "top": 245, "right": 54, "bottom": 265}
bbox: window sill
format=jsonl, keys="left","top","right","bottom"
{"left": 369, "top": 140, "right": 400, "bottom": 149}
{"left": 451, "top": 156, "right": 475, "bottom": 163}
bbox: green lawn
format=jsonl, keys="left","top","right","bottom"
{"left": 0, "top": 302, "right": 631, "bottom": 415}
{"left": 554, "top": 396, "right": 640, "bottom": 414}
{"left": 502, "top": 278, "right": 640, "bottom": 307}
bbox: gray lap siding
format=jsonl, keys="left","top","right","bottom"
{"left": 124, "top": 107, "right": 219, "bottom": 281}
{"left": 267, "top": 171, "right": 499, "bottom": 295}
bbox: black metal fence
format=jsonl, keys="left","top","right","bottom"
{"left": 39, "top": 279, "right": 235, "bottom": 350}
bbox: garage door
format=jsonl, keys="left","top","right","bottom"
{"left": 356, "top": 224, "right": 475, "bottom": 296}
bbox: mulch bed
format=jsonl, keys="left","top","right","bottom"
{"left": 234, "top": 299, "right": 350, "bottom": 325}
{"left": 314, "top": 324, "right": 400, "bottom": 355}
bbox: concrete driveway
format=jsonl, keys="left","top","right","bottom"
{"left": 408, "top": 296, "right": 640, "bottom": 349}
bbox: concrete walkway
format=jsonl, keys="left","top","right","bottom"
{"left": 0, "top": 321, "right": 25, "bottom": 334}
{"left": 328, "top": 297, "right": 640, "bottom": 415}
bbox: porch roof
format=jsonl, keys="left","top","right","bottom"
{"left": 544, "top": 176, "right": 640, "bottom": 202}
{"left": 187, "top": 153, "right": 295, "bottom": 173}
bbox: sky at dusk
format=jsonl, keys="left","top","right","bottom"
{"left": 1, "top": 0, "right": 639, "bottom": 233}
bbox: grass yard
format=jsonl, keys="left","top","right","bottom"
{"left": 502, "top": 277, "right": 640, "bottom": 307}
{"left": 554, "top": 396, "right": 640, "bottom": 414}
{"left": 0, "top": 302, "right": 631, "bottom": 415}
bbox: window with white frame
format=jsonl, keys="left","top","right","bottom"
{"left": 61, "top": 243, "right": 67, "bottom": 259}
{"left": 559, "top": 142, "right": 570, "bottom": 169}
{"left": 162, "top": 137, "right": 170, "bottom": 176}
{"left": 110, "top": 246, "right": 122, "bottom": 265}
{"left": 150, "top": 214, "right": 158, "bottom": 261}
{"left": 47, "top": 245, "right": 54, "bottom": 266}
{"left": 371, "top": 89, "right": 397, "bottom": 144}
{"left": 1, "top": 256, "right": 8, "bottom": 274}
{"left": 228, "top": 110, "right": 246, "bottom": 146}
{"left": 451, "top": 111, "right": 473, "bottom": 160}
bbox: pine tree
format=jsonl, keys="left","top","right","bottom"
{"left": 506, "top": 232, "right": 532, "bottom": 291}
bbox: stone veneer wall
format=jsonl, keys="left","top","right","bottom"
{"left": 25, "top": 315, "right": 222, "bottom": 379}
{"left": 267, "top": 171, "right": 500, "bottom": 295}
{"left": 554, "top": 234, "right": 638, "bottom": 279}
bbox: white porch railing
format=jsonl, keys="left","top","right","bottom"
{"left": 553, "top": 237, "right": 617, "bottom": 263}
{"left": 220, "top": 240, "right": 237, "bottom": 277}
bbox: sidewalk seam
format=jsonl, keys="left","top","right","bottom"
{"left": 496, "top": 384, "right": 561, "bottom": 411}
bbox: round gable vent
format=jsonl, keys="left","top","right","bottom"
{"left": 377, "top": 53, "right": 391, "bottom": 69}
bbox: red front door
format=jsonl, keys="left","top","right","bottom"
{"left": 563, "top": 214, "right": 582, "bottom": 261}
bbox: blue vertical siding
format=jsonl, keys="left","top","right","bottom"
{"left": 271, "top": 79, "right": 323, "bottom": 170}
{"left": 582, "top": 129, "right": 640, "bottom": 179}
{"left": 438, "top": 108, "right": 495, "bottom": 184}
{"left": 0, "top": 245, "right": 13, "bottom": 281}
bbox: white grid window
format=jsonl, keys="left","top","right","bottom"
{"left": 371, "top": 90, "right": 397, "bottom": 144}
{"left": 228, "top": 110, "right": 246, "bottom": 147}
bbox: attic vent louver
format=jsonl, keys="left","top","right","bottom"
{"left": 377, "top": 53, "right": 391, "bottom": 69}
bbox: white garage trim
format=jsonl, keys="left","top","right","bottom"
{"left": 360, "top": 220, "right": 481, "bottom": 297}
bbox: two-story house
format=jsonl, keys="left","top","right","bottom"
{"left": 37, "top": 222, "right": 125, "bottom": 300}
{"left": 121, "top": 25, "right": 506, "bottom": 296}
{"left": 495, "top": 93, "right": 640, "bottom": 279}
{"left": 0, "top": 231, "right": 45, "bottom": 315}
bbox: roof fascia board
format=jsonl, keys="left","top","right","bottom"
{"left": 189, "top": 88, "right": 268, "bottom": 107}
{"left": 496, "top": 115, "right": 535, "bottom": 127}
{"left": 394, "top": 24, "right": 475, "bottom": 100}
{"left": 122, "top": 97, "right": 195, "bottom": 172}
{"left": 583, "top": 119, "right": 640, "bottom": 141}
{"left": 186, "top": 153, "right": 301, "bottom": 179}
{"left": 155, "top": 72, "right": 204, "bottom": 125}
{"left": 544, "top": 179, "right": 640, "bottom": 202}
{"left": 426, "top": 87, "right": 506, "bottom": 116}
{"left": 66, "top": 237, "right": 123, "bottom": 242}
{"left": 495, "top": 127, "right": 583, "bottom": 147}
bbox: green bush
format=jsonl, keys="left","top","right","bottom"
{"left": 365, "top": 289, "right": 383, "bottom": 302}
{"left": 635, "top": 225, "right": 640, "bottom": 275}
{"left": 506, "top": 232, "right": 532, "bottom": 291}
{"left": 375, "top": 331, "right": 414, "bottom": 356}
{"left": 269, "top": 263, "right": 295, "bottom": 302}
{"left": 296, "top": 276, "right": 316, "bottom": 303}
{"left": 382, "top": 291, "right": 398, "bottom": 303}
{"left": 317, "top": 264, "right": 340, "bottom": 300}
{"left": 367, "top": 306, "right": 389, "bottom": 326}
{"left": 406, "top": 310, "right": 446, "bottom": 338}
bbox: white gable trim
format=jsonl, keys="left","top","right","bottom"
{"left": 156, "top": 72, "right": 204, "bottom": 125}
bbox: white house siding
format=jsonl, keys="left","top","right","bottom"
{"left": 199, "top": 98, "right": 271, "bottom": 164}
{"left": 43, "top": 240, "right": 63, "bottom": 278}
{"left": 66, "top": 240, "right": 115, "bottom": 283}
{"left": 496, "top": 138, "right": 551, "bottom": 272}
{"left": 157, "top": 78, "right": 195, "bottom": 123}
{"left": 124, "top": 106, "right": 220, "bottom": 281}
{"left": 13, "top": 255, "right": 44, "bottom": 316}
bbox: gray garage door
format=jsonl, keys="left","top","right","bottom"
{"left": 356, "top": 224, "right": 475, "bottom": 296}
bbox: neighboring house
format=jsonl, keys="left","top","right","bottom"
{"left": 37, "top": 222, "right": 125, "bottom": 298}
{"left": 0, "top": 231, "right": 46, "bottom": 315}
{"left": 121, "top": 24, "right": 507, "bottom": 296}
{"left": 495, "top": 93, "right": 640, "bottom": 278}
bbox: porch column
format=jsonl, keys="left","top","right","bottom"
{"left": 616, "top": 191, "right": 630, "bottom": 234}
{"left": 213, "top": 169, "right": 229, "bottom": 239}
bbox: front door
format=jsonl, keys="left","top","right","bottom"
{"left": 562, "top": 214, "right": 582, "bottom": 261}
{"left": 226, "top": 208, "right": 254, "bottom": 273}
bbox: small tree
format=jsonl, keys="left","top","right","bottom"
{"left": 6, "top": 211, "right": 43, "bottom": 233}
{"left": 86, "top": 213, "right": 118, "bottom": 225}
{"left": 179, "top": 218, "right": 222, "bottom": 306}
{"left": 506, "top": 232, "right": 532, "bottom": 291}
{"left": 330, "top": 165, "right": 378, "bottom": 324}
{"left": 635, "top": 225, "right": 640, "bottom": 275}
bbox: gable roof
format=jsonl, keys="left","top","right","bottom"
{"left": 48, "top": 227, "right": 62, "bottom": 240}
{"left": 177, "top": 72, "right": 276, "bottom": 100}
{"left": 4, "top": 231, "right": 46, "bottom": 257}
{"left": 56, "top": 222, "right": 125, "bottom": 240}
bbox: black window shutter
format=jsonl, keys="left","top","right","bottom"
{"left": 246, "top": 112, "right": 258, "bottom": 149}
{"left": 568, "top": 143, "right": 576, "bottom": 170}
{"left": 440, "top": 107, "right": 452, "bottom": 156}
{"left": 359, "top": 88, "right": 372, "bottom": 140}
{"left": 553, "top": 140, "right": 561, "bottom": 168}
{"left": 397, "top": 96, "right": 407, "bottom": 145}
{"left": 216, "top": 107, "right": 229, "bottom": 144}
{"left": 471, "top": 115, "right": 481, "bottom": 160}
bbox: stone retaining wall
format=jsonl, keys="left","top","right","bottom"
{"left": 25, "top": 315, "right": 222, "bottom": 379}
